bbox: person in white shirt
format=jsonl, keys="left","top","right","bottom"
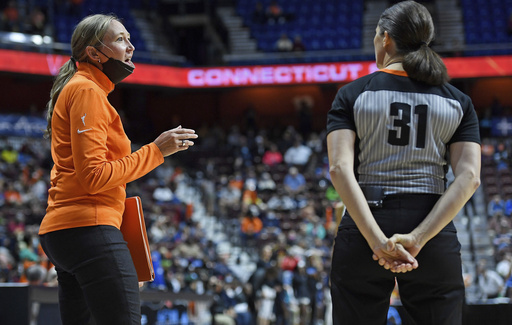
{"left": 476, "top": 258, "right": 505, "bottom": 300}
{"left": 284, "top": 136, "right": 312, "bottom": 167}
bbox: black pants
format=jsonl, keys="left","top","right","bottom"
{"left": 330, "top": 194, "right": 464, "bottom": 325}
{"left": 40, "top": 225, "right": 141, "bottom": 325}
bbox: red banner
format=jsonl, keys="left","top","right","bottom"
{"left": 2, "top": 49, "right": 512, "bottom": 88}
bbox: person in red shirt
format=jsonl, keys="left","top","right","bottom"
{"left": 38, "top": 14, "right": 197, "bottom": 325}
{"left": 262, "top": 143, "right": 283, "bottom": 167}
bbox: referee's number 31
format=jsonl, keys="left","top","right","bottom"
{"left": 388, "top": 102, "right": 428, "bottom": 149}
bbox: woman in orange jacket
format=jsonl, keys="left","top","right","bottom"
{"left": 38, "top": 14, "right": 197, "bottom": 325}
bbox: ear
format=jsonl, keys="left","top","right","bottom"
{"left": 85, "top": 46, "right": 101, "bottom": 63}
{"left": 382, "top": 31, "right": 396, "bottom": 51}
{"left": 382, "top": 31, "right": 391, "bottom": 47}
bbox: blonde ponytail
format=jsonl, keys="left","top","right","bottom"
{"left": 44, "top": 14, "right": 118, "bottom": 139}
{"left": 45, "top": 59, "right": 77, "bottom": 138}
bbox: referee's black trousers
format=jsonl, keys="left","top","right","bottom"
{"left": 330, "top": 194, "right": 464, "bottom": 325}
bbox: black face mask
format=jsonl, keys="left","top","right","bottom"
{"left": 96, "top": 48, "right": 134, "bottom": 84}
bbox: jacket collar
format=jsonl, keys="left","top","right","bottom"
{"left": 76, "top": 62, "right": 115, "bottom": 94}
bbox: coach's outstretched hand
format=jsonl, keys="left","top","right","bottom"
{"left": 153, "top": 125, "right": 198, "bottom": 157}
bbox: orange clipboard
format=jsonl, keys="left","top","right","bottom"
{"left": 121, "top": 196, "right": 155, "bottom": 282}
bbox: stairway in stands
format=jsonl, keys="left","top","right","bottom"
{"left": 433, "top": 0, "right": 465, "bottom": 53}
{"left": 454, "top": 184, "right": 494, "bottom": 302}
{"left": 216, "top": 7, "right": 259, "bottom": 54}
{"left": 130, "top": 10, "right": 187, "bottom": 65}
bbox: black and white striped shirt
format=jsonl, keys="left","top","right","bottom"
{"left": 327, "top": 70, "right": 480, "bottom": 195}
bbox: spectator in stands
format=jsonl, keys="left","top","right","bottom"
{"left": 26, "top": 7, "right": 47, "bottom": 35}
{"left": 172, "top": 235, "right": 205, "bottom": 260}
{"left": 487, "top": 194, "right": 506, "bottom": 218}
{"left": 257, "top": 266, "right": 280, "bottom": 325}
{"left": 4, "top": 182, "right": 22, "bottom": 206}
{"left": 262, "top": 142, "right": 283, "bottom": 167}
{"left": 0, "top": 1, "right": 20, "bottom": 32}
{"left": 240, "top": 205, "right": 264, "bottom": 248}
{"left": 494, "top": 142, "right": 509, "bottom": 171}
{"left": 292, "top": 261, "right": 313, "bottom": 325}
{"left": 498, "top": 251, "right": 512, "bottom": 300}
{"left": 227, "top": 125, "right": 243, "bottom": 149}
{"left": 493, "top": 217, "right": 512, "bottom": 254}
{"left": 7, "top": 211, "right": 25, "bottom": 235}
{"left": 212, "top": 254, "right": 235, "bottom": 280}
{"left": 252, "top": 1, "right": 267, "bottom": 24}
{"left": 266, "top": 0, "right": 285, "bottom": 24}
{"left": 28, "top": 171, "right": 48, "bottom": 202}
{"left": 476, "top": 258, "right": 505, "bottom": 300}
{"left": 267, "top": 189, "right": 297, "bottom": 212}
{"left": 0, "top": 246, "right": 15, "bottom": 281}
{"left": 496, "top": 251, "right": 512, "bottom": 285}
{"left": 218, "top": 175, "right": 242, "bottom": 217}
{"left": 242, "top": 169, "right": 259, "bottom": 204}
{"left": 26, "top": 262, "right": 49, "bottom": 324}
{"left": 284, "top": 135, "right": 312, "bottom": 167}
{"left": 292, "top": 35, "right": 306, "bottom": 52}
{"left": 197, "top": 171, "right": 216, "bottom": 216}
{"left": 26, "top": 263, "right": 47, "bottom": 285}
{"left": 153, "top": 179, "right": 175, "bottom": 205}
{"left": 148, "top": 212, "right": 168, "bottom": 243}
{"left": 273, "top": 278, "right": 290, "bottom": 325}
{"left": 488, "top": 210, "right": 505, "bottom": 236}
{"left": 283, "top": 166, "right": 307, "bottom": 197}
{"left": 280, "top": 251, "right": 299, "bottom": 272}
{"left": 258, "top": 172, "right": 277, "bottom": 193}
{"left": 235, "top": 135, "right": 254, "bottom": 168}
{"left": 276, "top": 33, "right": 293, "bottom": 52}
{"left": 228, "top": 278, "right": 254, "bottom": 325}
{"left": 276, "top": 126, "right": 296, "bottom": 153}
{"left": 210, "top": 277, "right": 237, "bottom": 325}
{"left": 247, "top": 244, "right": 274, "bottom": 317}
{"left": 306, "top": 132, "right": 323, "bottom": 155}
{"left": 300, "top": 206, "right": 327, "bottom": 243}
{"left": 38, "top": 14, "right": 198, "bottom": 325}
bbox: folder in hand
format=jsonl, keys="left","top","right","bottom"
{"left": 121, "top": 196, "right": 155, "bottom": 282}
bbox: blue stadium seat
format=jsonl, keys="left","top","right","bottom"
{"left": 240, "top": 0, "right": 365, "bottom": 55}
{"left": 48, "top": 0, "right": 147, "bottom": 53}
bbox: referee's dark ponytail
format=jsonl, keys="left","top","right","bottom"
{"left": 378, "top": 1, "right": 448, "bottom": 86}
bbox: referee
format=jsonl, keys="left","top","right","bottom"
{"left": 326, "top": 1, "right": 481, "bottom": 324}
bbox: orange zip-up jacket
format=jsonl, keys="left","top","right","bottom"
{"left": 39, "top": 63, "right": 164, "bottom": 235}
